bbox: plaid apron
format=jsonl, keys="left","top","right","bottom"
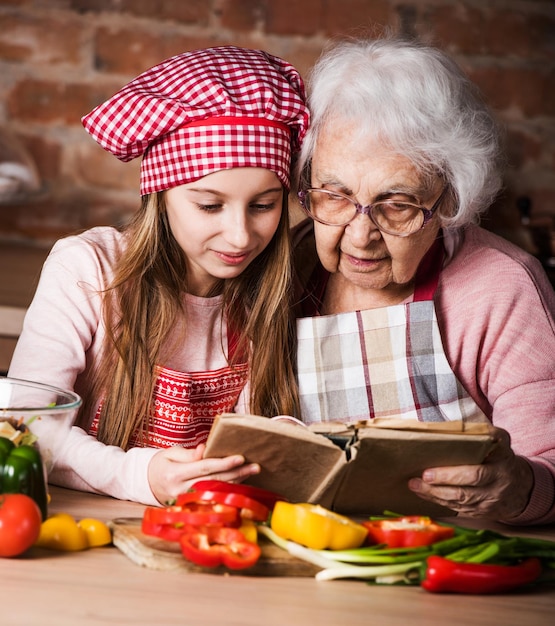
{"left": 89, "top": 327, "right": 248, "bottom": 448}
{"left": 297, "top": 239, "right": 486, "bottom": 424}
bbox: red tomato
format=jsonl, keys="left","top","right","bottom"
{"left": 0, "top": 493, "right": 42, "bottom": 557}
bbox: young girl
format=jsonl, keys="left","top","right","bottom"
{"left": 8, "top": 46, "right": 309, "bottom": 505}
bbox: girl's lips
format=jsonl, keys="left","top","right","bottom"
{"left": 214, "top": 250, "right": 251, "bottom": 265}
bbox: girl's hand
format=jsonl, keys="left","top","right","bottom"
{"left": 147, "top": 444, "right": 260, "bottom": 505}
{"left": 408, "top": 427, "right": 534, "bottom": 521}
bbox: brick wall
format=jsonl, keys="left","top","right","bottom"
{"left": 0, "top": 0, "right": 554, "bottom": 255}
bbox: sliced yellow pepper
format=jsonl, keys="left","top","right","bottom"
{"left": 270, "top": 502, "right": 368, "bottom": 550}
{"left": 238, "top": 518, "right": 258, "bottom": 544}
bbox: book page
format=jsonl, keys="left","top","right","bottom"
{"left": 203, "top": 414, "right": 346, "bottom": 503}
{"left": 331, "top": 427, "right": 495, "bottom": 516}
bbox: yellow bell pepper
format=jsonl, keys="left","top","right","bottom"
{"left": 78, "top": 517, "right": 113, "bottom": 547}
{"left": 270, "top": 502, "right": 368, "bottom": 550}
{"left": 34, "top": 513, "right": 112, "bottom": 551}
{"left": 35, "top": 513, "right": 89, "bottom": 551}
{"left": 238, "top": 518, "right": 258, "bottom": 544}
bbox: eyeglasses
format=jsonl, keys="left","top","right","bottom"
{"left": 297, "top": 187, "right": 447, "bottom": 237}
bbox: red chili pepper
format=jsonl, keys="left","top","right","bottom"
{"left": 362, "top": 516, "right": 455, "bottom": 548}
{"left": 179, "top": 526, "right": 261, "bottom": 570}
{"left": 177, "top": 489, "right": 270, "bottom": 522}
{"left": 189, "top": 480, "right": 285, "bottom": 511}
{"left": 421, "top": 555, "right": 543, "bottom": 594}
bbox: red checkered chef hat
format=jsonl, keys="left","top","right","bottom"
{"left": 82, "top": 46, "right": 309, "bottom": 194}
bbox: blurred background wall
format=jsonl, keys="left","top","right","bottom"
{"left": 0, "top": 0, "right": 554, "bottom": 265}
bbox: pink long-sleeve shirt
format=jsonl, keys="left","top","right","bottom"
{"left": 294, "top": 221, "right": 555, "bottom": 524}
{"left": 438, "top": 226, "right": 555, "bottom": 524}
{"left": 8, "top": 227, "right": 249, "bottom": 505}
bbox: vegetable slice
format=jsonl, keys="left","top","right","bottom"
{"left": 177, "top": 489, "right": 270, "bottom": 522}
{"left": 362, "top": 516, "right": 455, "bottom": 548}
{"left": 144, "top": 502, "right": 239, "bottom": 527}
{"left": 189, "top": 480, "right": 285, "bottom": 510}
{"left": 179, "top": 526, "right": 261, "bottom": 570}
{"left": 270, "top": 501, "right": 368, "bottom": 550}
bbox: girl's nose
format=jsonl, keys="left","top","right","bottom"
{"left": 223, "top": 209, "right": 251, "bottom": 248}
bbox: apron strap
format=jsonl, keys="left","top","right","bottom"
{"left": 300, "top": 263, "right": 329, "bottom": 317}
{"left": 227, "top": 323, "right": 241, "bottom": 360}
{"left": 226, "top": 307, "right": 248, "bottom": 363}
{"left": 413, "top": 233, "right": 444, "bottom": 302}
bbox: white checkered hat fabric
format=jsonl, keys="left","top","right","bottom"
{"left": 81, "top": 46, "right": 309, "bottom": 194}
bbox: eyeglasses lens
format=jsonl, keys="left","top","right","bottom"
{"left": 305, "top": 190, "right": 425, "bottom": 234}
{"left": 306, "top": 190, "right": 356, "bottom": 225}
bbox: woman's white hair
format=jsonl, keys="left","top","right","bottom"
{"left": 297, "top": 37, "right": 505, "bottom": 228}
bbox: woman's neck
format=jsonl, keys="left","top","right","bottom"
{"left": 321, "top": 273, "right": 414, "bottom": 314}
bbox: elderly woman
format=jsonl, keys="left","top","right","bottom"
{"left": 293, "top": 37, "right": 555, "bottom": 525}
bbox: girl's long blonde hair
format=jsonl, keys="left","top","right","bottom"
{"left": 82, "top": 191, "right": 300, "bottom": 449}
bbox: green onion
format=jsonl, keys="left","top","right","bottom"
{"left": 259, "top": 516, "right": 555, "bottom": 586}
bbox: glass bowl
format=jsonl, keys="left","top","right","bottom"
{"left": 0, "top": 376, "right": 82, "bottom": 471}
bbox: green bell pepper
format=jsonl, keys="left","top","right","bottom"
{"left": 0, "top": 437, "right": 48, "bottom": 520}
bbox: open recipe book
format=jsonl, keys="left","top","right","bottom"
{"left": 203, "top": 414, "right": 496, "bottom": 517}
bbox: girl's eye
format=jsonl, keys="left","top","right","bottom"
{"left": 197, "top": 203, "right": 223, "bottom": 212}
{"left": 250, "top": 202, "right": 276, "bottom": 212}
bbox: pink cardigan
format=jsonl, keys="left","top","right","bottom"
{"left": 9, "top": 227, "right": 249, "bottom": 505}
{"left": 438, "top": 226, "right": 555, "bottom": 524}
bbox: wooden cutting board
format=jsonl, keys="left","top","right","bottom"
{"left": 108, "top": 517, "right": 320, "bottom": 577}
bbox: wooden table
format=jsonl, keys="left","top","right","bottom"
{"left": 2, "top": 486, "right": 554, "bottom": 626}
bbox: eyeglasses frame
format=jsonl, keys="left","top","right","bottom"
{"left": 297, "top": 186, "right": 448, "bottom": 237}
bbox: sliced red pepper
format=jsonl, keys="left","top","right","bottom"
{"left": 421, "top": 555, "right": 543, "bottom": 594}
{"left": 362, "top": 516, "right": 455, "bottom": 548}
{"left": 189, "top": 480, "right": 285, "bottom": 511}
{"left": 141, "top": 517, "right": 194, "bottom": 542}
{"left": 143, "top": 502, "right": 239, "bottom": 527}
{"left": 179, "top": 526, "right": 261, "bottom": 570}
{"left": 176, "top": 489, "right": 270, "bottom": 522}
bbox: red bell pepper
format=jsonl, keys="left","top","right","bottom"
{"left": 189, "top": 480, "right": 284, "bottom": 511}
{"left": 141, "top": 518, "right": 193, "bottom": 542}
{"left": 362, "top": 516, "right": 455, "bottom": 548}
{"left": 141, "top": 483, "right": 273, "bottom": 570}
{"left": 421, "top": 555, "right": 543, "bottom": 594}
{"left": 143, "top": 501, "right": 239, "bottom": 528}
{"left": 141, "top": 505, "right": 200, "bottom": 542}
{"left": 177, "top": 489, "right": 270, "bottom": 522}
{"left": 180, "top": 526, "right": 261, "bottom": 570}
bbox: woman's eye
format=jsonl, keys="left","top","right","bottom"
{"left": 389, "top": 202, "right": 413, "bottom": 211}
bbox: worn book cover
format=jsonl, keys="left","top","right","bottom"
{"left": 203, "top": 414, "right": 496, "bottom": 517}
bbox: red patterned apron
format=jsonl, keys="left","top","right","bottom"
{"left": 89, "top": 327, "right": 248, "bottom": 448}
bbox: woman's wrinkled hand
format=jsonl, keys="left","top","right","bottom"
{"left": 147, "top": 444, "right": 260, "bottom": 505}
{"left": 408, "top": 427, "right": 534, "bottom": 522}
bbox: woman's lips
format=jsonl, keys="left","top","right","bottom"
{"left": 214, "top": 250, "right": 251, "bottom": 265}
{"left": 343, "top": 252, "right": 385, "bottom": 268}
